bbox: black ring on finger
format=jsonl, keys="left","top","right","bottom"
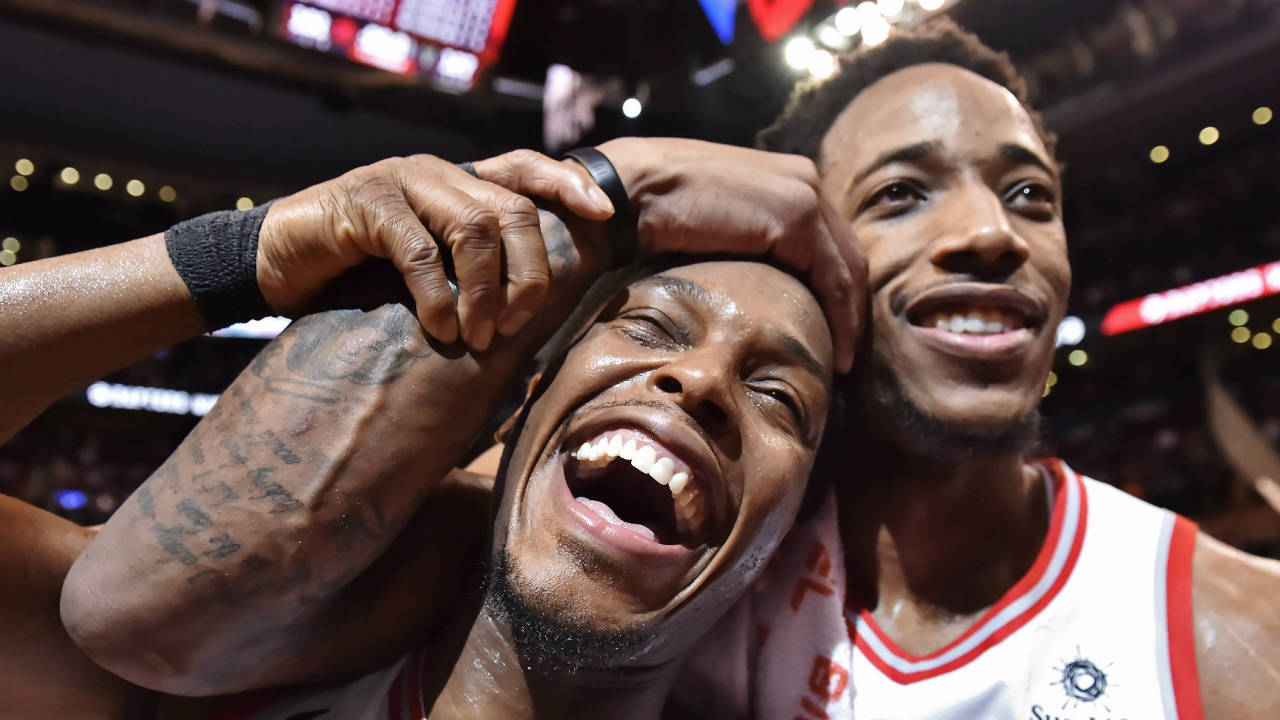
{"left": 456, "top": 161, "right": 479, "bottom": 178}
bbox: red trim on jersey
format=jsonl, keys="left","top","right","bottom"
{"left": 849, "top": 460, "right": 1088, "bottom": 684}
{"left": 1166, "top": 515, "right": 1204, "bottom": 720}
{"left": 408, "top": 647, "right": 426, "bottom": 719}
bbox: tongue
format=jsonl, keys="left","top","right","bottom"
{"left": 575, "top": 496, "right": 657, "bottom": 542}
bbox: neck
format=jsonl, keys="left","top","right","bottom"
{"left": 426, "top": 610, "right": 677, "bottom": 720}
{"left": 836, "top": 423, "right": 1048, "bottom": 651}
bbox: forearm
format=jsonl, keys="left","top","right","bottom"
{"left": 0, "top": 233, "right": 204, "bottom": 442}
{"left": 0, "top": 496, "right": 144, "bottom": 719}
{"left": 62, "top": 211, "right": 608, "bottom": 694}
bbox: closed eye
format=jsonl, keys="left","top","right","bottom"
{"left": 749, "top": 382, "right": 808, "bottom": 436}
{"left": 618, "top": 312, "right": 682, "bottom": 350}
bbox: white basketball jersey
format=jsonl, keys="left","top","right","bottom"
{"left": 675, "top": 459, "right": 1204, "bottom": 720}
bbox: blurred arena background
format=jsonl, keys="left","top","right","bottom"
{"left": 1, "top": 0, "right": 1278, "bottom": 557}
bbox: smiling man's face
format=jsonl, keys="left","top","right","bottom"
{"left": 819, "top": 63, "right": 1070, "bottom": 452}
{"left": 488, "top": 260, "right": 834, "bottom": 669}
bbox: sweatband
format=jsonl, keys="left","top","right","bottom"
{"left": 563, "top": 147, "right": 638, "bottom": 266}
{"left": 164, "top": 202, "right": 276, "bottom": 330}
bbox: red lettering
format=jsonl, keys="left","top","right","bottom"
{"left": 805, "top": 541, "right": 831, "bottom": 578}
{"left": 807, "top": 655, "right": 849, "bottom": 701}
{"left": 789, "top": 577, "right": 834, "bottom": 611}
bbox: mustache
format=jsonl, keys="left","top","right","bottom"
{"left": 570, "top": 398, "right": 716, "bottom": 451}
{"left": 887, "top": 277, "right": 1035, "bottom": 317}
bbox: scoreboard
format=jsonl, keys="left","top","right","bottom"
{"left": 279, "top": 0, "right": 519, "bottom": 91}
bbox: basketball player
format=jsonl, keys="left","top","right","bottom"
{"left": 59, "top": 19, "right": 1280, "bottom": 718}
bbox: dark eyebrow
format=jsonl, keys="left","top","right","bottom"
{"left": 634, "top": 275, "right": 718, "bottom": 308}
{"left": 636, "top": 274, "right": 830, "bottom": 384}
{"left": 999, "top": 143, "right": 1058, "bottom": 180}
{"left": 849, "top": 140, "right": 943, "bottom": 191}
{"left": 778, "top": 333, "right": 831, "bottom": 391}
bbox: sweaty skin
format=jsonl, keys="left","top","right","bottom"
{"left": 423, "top": 260, "right": 833, "bottom": 720}
{"left": 816, "top": 63, "right": 1279, "bottom": 717}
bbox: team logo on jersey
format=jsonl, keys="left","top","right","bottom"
{"left": 1030, "top": 647, "right": 1121, "bottom": 720}
{"left": 1054, "top": 655, "right": 1107, "bottom": 702}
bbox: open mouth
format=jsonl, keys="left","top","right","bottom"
{"left": 565, "top": 427, "right": 711, "bottom": 548}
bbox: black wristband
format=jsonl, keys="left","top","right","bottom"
{"left": 164, "top": 202, "right": 276, "bottom": 331}
{"left": 563, "top": 147, "right": 638, "bottom": 266}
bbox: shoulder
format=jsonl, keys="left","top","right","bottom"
{"left": 1192, "top": 531, "right": 1280, "bottom": 718}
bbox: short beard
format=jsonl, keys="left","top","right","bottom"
{"left": 854, "top": 363, "right": 1041, "bottom": 459}
{"left": 483, "top": 547, "right": 652, "bottom": 676}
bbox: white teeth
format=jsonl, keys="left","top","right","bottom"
{"left": 570, "top": 431, "right": 706, "bottom": 535}
{"left": 650, "top": 457, "right": 674, "bottom": 485}
{"left": 631, "top": 445, "right": 657, "bottom": 473}
{"left": 924, "top": 310, "right": 1021, "bottom": 335}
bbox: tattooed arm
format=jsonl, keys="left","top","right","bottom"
{"left": 61, "top": 208, "right": 611, "bottom": 696}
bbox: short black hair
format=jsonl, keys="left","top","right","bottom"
{"left": 758, "top": 17, "right": 1056, "bottom": 164}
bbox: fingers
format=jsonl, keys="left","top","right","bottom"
{"left": 473, "top": 149, "right": 615, "bottom": 221}
{"left": 814, "top": 200, "right": 866, "bottom": 374}
{"left": 396, "top": 157, "right": 550, "bottom": 350}
{"left": 354, "top": 182, "right": 460, "bottom": 344}
{"left": 492, "top": 194, "right": 551, "bottom": 336}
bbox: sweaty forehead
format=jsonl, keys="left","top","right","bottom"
{"left": 819, "top": 63, "right": 1046, "bottom": 176}
{"left": 643, "top": 261, "right": 832, "bottom": 361}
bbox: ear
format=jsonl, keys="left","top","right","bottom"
{"left": 495, "top": 372, "right": 542, "bottom": 444}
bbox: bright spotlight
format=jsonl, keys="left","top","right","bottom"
{"left": 1149, "top": 145, "right": 1169, "bottom": 164}
{"left": 858, "top": 3, "right": 891, "bottom": 47}
{"left": 126, "top": 179, "right": 145, "bottom": 197}
{"left": 94, "top": 173, "right": 113, "bottom": 191}
{"left": 0, "top": 249, "right": 14, "bottom": 266}
{"left": 159, "top": 185, "right": 177, "bottom": 202}
{"left": 785, "top": 36, "right": 816, "bottom": 70}
{"left": 60, "top": 167, "right": 80, "bottom": 185}
{"left": 1198, "top": 126, "right": 1219, "bottom": 145}
{"left": 816, "top": 24, "right": 846, "bottom": 49}
{"left": 1055, "top": 315, "right": 1086, "bottom": 347}
{"left": 236, "top": 197, "right": 255, "bottom": 211}
{"left": 2, "top": 237, "right": 18, "bottom": 253}
{"left": 1253, "top": 106, "right": 1273, "bottom": 126}
{"left": 918, "top": 0, "right": 945, "bottom": 10}
{"left": 834, "top": 7, "right": 861, "bottom": 35}
{"left": 621, "top": 97, "right": 642, "bottom": 119}
{"left": 1253, "top": 332, "right": 1273, "bottom": 350}
{"left": 877, "top": 0, "right": 904, "bottom": 18}
{"left": 9, "top": 175, "right": 28, "bottom": 192}
{"left": 1067, "top": 349, "right": 1088, "bottom": 367}
{"left": 1228, "top": 308, "right": 1249, "bottom": 326}
{"left": 14, "top": 159, "right": 33, "bottom": 176}
{"left": 1231, "top": 326, "right": 1251, "bottom": 343}
{"left": 808, "top": 49, "right": 837, "bottom": 79}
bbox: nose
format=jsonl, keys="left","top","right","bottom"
{"left": 929, "top": 183, "right": 1030, "bottom": 279}
{"left": 648, "top": 350, "right": 735, "bottom": 435}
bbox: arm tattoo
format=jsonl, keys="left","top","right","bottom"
{"left": 247, "top": 466, "right": 305, "bottom": 514}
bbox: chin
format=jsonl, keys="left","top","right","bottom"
{"left": 861, "top": 370, "right": 1042, "bottom": 458}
